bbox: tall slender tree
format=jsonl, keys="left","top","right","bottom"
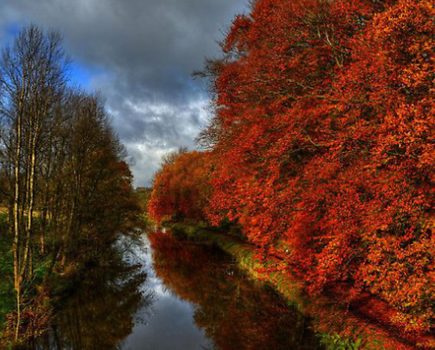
{"left": 0, "top": 26, "right": 140, "bottom": 343}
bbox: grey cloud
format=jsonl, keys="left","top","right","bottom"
{"left": 0, "top": 0, "right": 248, "bottom": 186}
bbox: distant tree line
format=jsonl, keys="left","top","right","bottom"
{"left": 0, "top": 26, "right": 140, "bottom": 342}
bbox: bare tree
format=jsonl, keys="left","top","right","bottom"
{"left": 0, "top": 26, "right": 140, "bottom": 343}
{"left": 0, "top": 25, "right": 67, "bottom": 339}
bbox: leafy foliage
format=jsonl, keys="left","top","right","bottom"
{"left": 148, "top": 150, "right": 212, "bottom": 223}
{"left": 149, "top": 0, "right": 434, "bottom": 338}
{"left": 0, "top": 26, "right": 142, "bottom": 345}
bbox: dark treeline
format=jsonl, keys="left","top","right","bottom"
{"left": 0, "top": 26, "right": 140, "bottom": 345}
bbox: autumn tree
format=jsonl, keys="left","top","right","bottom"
{"left": 148, "top": 150, "right": 212, "bottom": 224}
{"left": 0, "top": 26, "right": 67, "bottom": 339}
{"left": 196, "top": 0, "right": 433, "bottom": 335}
{"left": 0, "top": 26, "right": 140, "bottom": 342}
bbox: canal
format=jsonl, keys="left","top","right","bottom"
{"left": 35, "top": 232, "right": 322, "bottom": 350}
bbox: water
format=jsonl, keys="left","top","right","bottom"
{"left": 35, "top": 233, "right": 322, "bottom": 350}
{"left": 121, "top": 236, "right": 213, "bottom": 350}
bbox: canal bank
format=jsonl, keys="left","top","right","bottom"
{"left": 165, "top": 223, "right": 430, "bottom": 350}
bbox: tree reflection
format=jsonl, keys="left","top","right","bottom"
{"left": 150, "top": 232, "right": 321, "bottom": 350}
{"left": 34, "top": 239, "right": 151, "bottom": 350}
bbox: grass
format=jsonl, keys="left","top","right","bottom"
{"left": 0, "top": 212, "right": 54, "bottom": 346}
{"left": 319, "top": 333, "right": 363, "bottom": 350}
{"left": 0, "top": 213, "right": 14, "bottom": 336}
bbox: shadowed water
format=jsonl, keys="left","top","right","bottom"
{"left": 34, "top": 233, "right": 322, "bottom": 350}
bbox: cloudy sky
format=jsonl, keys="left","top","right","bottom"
{"left": 0, "top": 0, "right": 248, "bottom": 186}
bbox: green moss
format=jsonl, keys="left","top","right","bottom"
{"left": 319, "top": 333, "right": 365, "bottom": 350}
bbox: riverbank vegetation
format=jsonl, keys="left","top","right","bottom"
{"left": 148, "top": 0, "right": 433, "bottom": 348}
{"left": 0, "top": 26, "right": 141, "bottom": 347}
{"left": 163, "top": 223, "right": 428, "bottom": 349}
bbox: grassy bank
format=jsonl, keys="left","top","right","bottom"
{"left": 0, "top": 213, "right": 14, "bottom": 339}
{"left": 166, "top": 223, "right": 427, "bottom": 350}
{"left": 0, "top": 214, "right": 56, "bottom": 347}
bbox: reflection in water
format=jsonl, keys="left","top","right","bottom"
{"left": 149, "top": 232, "right": 321, "bottom": 350}
{"left": 35, "top": 233, "right": 322, "bottom": 350}
{"left": 35, "top": 238, "right": 150, "bottom": 350}
{"left": 122, "top": 236, "right": 213, "bottom": 350}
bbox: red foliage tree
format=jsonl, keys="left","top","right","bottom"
{"left": 148, "top": 150, "right": 212, "bottom": 223}
{"left": 148, "top": 0, "right": 433, "bottom": 337}
{"left": 201, "top": 0, "right": 434, "bottom": 334}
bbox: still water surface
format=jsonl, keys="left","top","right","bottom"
{"left": 36, "top": 233, "right": 322, "bottom": 350}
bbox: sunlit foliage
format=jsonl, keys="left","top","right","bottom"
{"left": 148, "top": 150, "right": 212, "bottom": 223}
{"left": 149, "top": 0, "right": 434, "bottom": 338}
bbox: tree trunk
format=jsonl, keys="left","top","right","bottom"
{"left": 12, "top": 92, "right": 23, "bottom": 341}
